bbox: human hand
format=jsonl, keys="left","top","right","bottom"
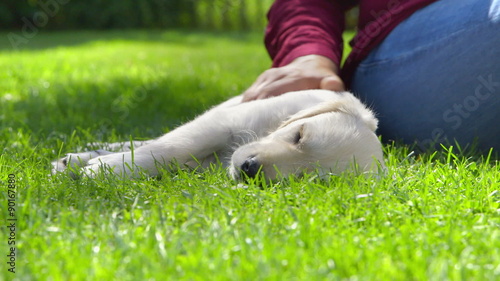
{"left": 242, "top": 55, "right": 345, "bottom": 102}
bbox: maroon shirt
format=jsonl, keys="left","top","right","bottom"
{"left": 265, "top": 0, "right": 439, "bottom": 87}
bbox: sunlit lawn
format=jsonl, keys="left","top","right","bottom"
{"left": 0, "top": 30, "right": 499, "bottom": 281}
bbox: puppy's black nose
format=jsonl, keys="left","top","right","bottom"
{"left": 240, "top": 157, "right": 261, "bottom": 178}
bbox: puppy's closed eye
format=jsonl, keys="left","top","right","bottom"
{"left": 292, "top": 124, "right": 305, "bottom": 145}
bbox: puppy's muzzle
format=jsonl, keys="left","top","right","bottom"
{"left": 240, "top": 157, "right": 261, "bottom": 178}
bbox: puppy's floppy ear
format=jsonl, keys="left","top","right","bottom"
{"left": 278, "top": 92, "right": 378, "bottom": 132}
{"left": 278, "top": 100, "right": 345, "bottom": 129}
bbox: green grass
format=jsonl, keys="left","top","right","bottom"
{"left": 0, "top": 30, "right": 499, "bottom": 281}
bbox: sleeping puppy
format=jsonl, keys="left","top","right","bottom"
{"left": 52, "top": 90, "right": 384, "bottom": 180}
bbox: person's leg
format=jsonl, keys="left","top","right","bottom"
{"left": 351, "top": 0, "right": 500, "bottom": 152}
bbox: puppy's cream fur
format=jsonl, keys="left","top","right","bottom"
{"left": 53, "top": 90, "right": 384, "bottom": 180}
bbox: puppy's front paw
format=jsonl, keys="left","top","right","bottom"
{"left": 51, "top": 150, "right": 113, "bottom": 177}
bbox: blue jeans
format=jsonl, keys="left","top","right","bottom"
{"left": 351, "top": 0, "right": 500, "bottom": 152}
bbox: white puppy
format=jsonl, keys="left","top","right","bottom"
{"left": 52, "top": 90, "right": 384, "bottom": 180}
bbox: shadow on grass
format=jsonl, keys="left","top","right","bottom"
{"left": 3, "top": 75, "right": 232, "bottom": 141}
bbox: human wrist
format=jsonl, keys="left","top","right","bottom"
{"left": 291, "top": 55, "right": 340, "bottom": 74}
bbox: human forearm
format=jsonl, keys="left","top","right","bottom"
{"left": 265, "top": 0, "right": 348, "bottom": 68}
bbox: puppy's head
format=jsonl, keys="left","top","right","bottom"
{"left": 229, "top": 91, "right": 384, "bottom": 181}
